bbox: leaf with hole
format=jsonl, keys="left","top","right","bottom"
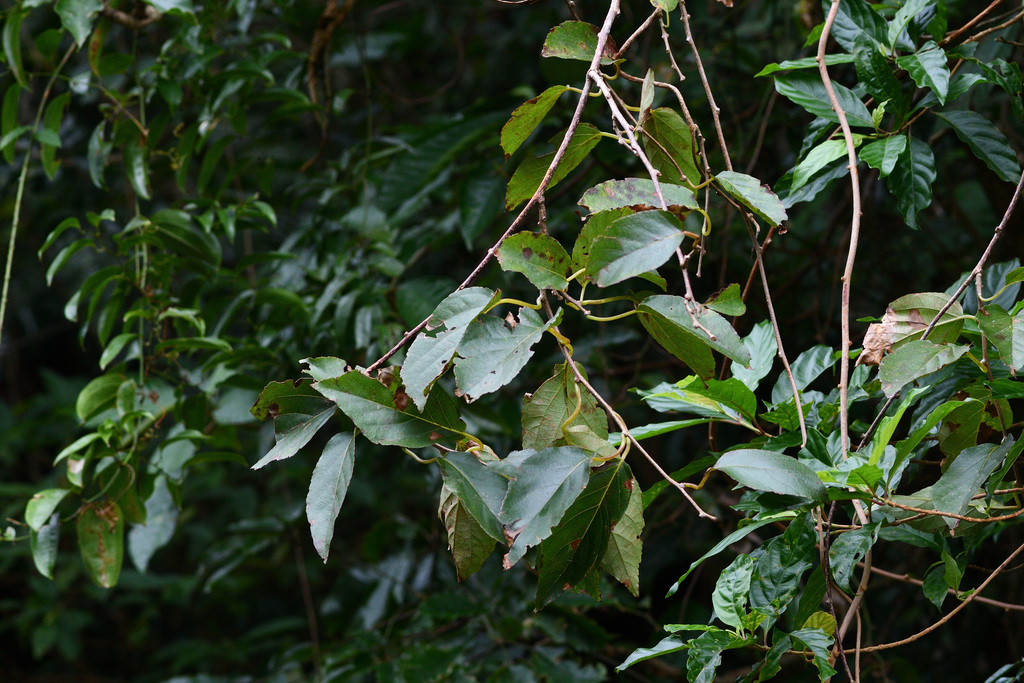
{"left": 578, "top": 178, "right": 697, "bottom": 214}
{"left": 541, "top": 21, "right": 617, "bottom": 64}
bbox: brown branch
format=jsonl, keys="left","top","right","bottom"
{"left": 874, "top": 497, "right": 1024, "bottom": 524}
{"left": 366, "top": 0, "right": 624, "bottom": 374}
{"left": 939, "top": 0, "right": 1010, "bottom": 46}
{"left": 100, "top": 3, "right": 161, "bottom": 30}
{"left": 865, "top": 563, "right": 1024, "bottom": 612}
{"left": 857, "top": 538, "right": 1024, "bottom": 652}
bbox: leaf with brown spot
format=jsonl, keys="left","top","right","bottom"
{"left": 77, "top": 501, "right": 124, "bottom": 588}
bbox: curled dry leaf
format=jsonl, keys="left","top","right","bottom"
{"left": 859, "top": 308, "right": 896, "bottom": 366}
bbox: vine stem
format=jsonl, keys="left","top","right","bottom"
{"left": 864, "top": 563, "right": 1024, "bottom": 612}
{"left": 0, "top": 45, "right": 75, "bottom": 352}
{"left": 818, "top": 0, "right": 863, "bottom": 457}
{"left": 367, "top": 0, "right": 623, "bottom": 374}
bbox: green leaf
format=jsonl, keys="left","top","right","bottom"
{"left": 1, "top": 84, "right": 21, "bottom": 163}
{"left": 26, "top": 488, "right": 71, "bottom": 532}
{"left": 316, "top": 371, "right": 466, "bottom": 448}
{"left": 640, "top": 107, "right": 702, "bottom": 187}
{"left": 3, "top": 9, "right": 27, "bottom": 89}
{"left": 77, "top": 501, "right": 124, "bottom": 588}
{"left": 522, "top": 363, "right": 608, "bottom": 451}
{"left": 853, "top": 36, "right": 906, "bottom": 117}
{"left": 826, "top": 0, "right": 888, "bottom": 51}
{"left": 306, "top": 433, "right": 356, "bottom": 562}
{"left": 55, "top": 0, "right": 102, "bottom": 46}
{"left": 773, "top": 71, "right": 874, "bottom": 129}
{"left": 585, "top": 210, "right": 685, "bottom": 286}
{"left": 794, "top": 568, "right": 828, "bottom": 629}
{"left": 755, "top": 54, "right": 854, "bottom": 78}
{"left": 934, "top": 111, "right": 1021, "bottom": 184}
{"left": 887, "top": 0, "right": 932, "bottom": 47}
{"left": 859, "top": 135, "right": 907, "bottom": 177}
{"left": 714, "top": 171, "right": 788, "bottom": 226}
{"left": 127, "top": 475, "right": 178, "bottom": 572}
{"left": 403, "top": 287, "right": 499, "bottom": 410}
{"left": 150, "top": 209, "right": 221, "bottom": 266}
{"left": 666, "top": 511, "right": 797, "bottom": 595}
{"left": 879, "top": 340, "right": 969, "bottom": 397}
{"left": 438, "top": 482, "right": 497, "bottom": 581}
{"left": 932, "top": 437, "right": 1017, "bottom": 527}
{"left": 891, "top": 399, "right": 968, "bottom": 481}
{"left": 715, "top": 450, "right": 827, "bottom": 502}
{"left": 453, "top": 307, "right": 561, "bottom": 402}
{"left": 31, "top": 513, "right": 60, "bottom": 579}
{"left": 250, "top": 378, "right": 330, "bottom": 421}
{"left": 977, "top": 305, "right": 1024, "bottom": 371}
{"left": 505, "top": 123, "right": 603, "bottom": 211}
{"left": 99, "top": 332, "right": 136, "bottom": 370}
{"left": 886, "top": 136, "right": 935, "bottom": 230}
{"left": 122, "top": 132, "right": 150, "bottom": 199}
{"left": 76, "top": 372, "right": 123, "bottom": 422}
{"left": 750, "top": 513, "right": 816, "bottom": 626}
{"left": 601, "top": 477, "right": 643, "bottom": 596}
{"left": 437, "top": 451, "right": 507, "bottom": 543}
{"left": 732, "top": 321, "right": 777, "bottom": 391}
{"left": 922, "top": 564, "right": 947, "bottom": 610}
{"left": 501, "top": 85, "right": 569, "bottom": 159}
{"left": 252, "top": 404, "right": 336, "bottom": 470}
{"left": 687, "top": 630, "right": 751, "bottom": 683}
{"left": 705, "top": 283, "right": 745, "bottom": 316}
{"left": 536, "top": 460, "right": 631, "bottom": 607}
{"left": 770, "top": 344, "right": 835, "bottom": 404}
{"left": 143, "top": 0, "right": 196, "bottom": 15}
{"left": 497, "top": 232, "right": 571, "bottom": 290}
{"left": 896, "top": 41, "right": 949, "bottom": 105}
{"left": 39, "top": 92, "right": 69, "bottom": 178}
{"left": 641, "top": 377, "right": 759, "bottom": 431}
{"left": 637, "top": 296, "right": 751, "bottom": 378}
{"left": 829, "top": 524, "right": 878, "bottom": 592}
{"left": 789, "top": 140, "right": 855, "bottom": 195}
{"left": 712, "top": 554, "right": 754, "bottom": 631}
{"left": 651, "top": 0, "right": 679, "bottom": 11}
{"left": 790, "top": 628, "right": 838, "bottom": 680}
{"left": 617, "top": 635, "right": 686, "bottom": 672}
{"left": 578, "top": 178, "right": 697, "bottom": 214}
{"left": 498, "top": 446, "right": 592, "bottom": 567}
{"left": 541, "top": 21, "right": 616, "bottom": 64}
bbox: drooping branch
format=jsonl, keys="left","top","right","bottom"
{"left": 100, "top": 2, "right": 162, "bottom": 30}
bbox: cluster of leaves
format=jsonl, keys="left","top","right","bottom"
{"left": 3, "top": 0, "right": 1024, "bottom": 681}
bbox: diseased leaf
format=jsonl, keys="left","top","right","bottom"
{"left": 541, "top": 21, "right": 617, "bottom": 64}
{"left": 859, "top": 135, "right": 907, "bottom": 177}
{"left": 896, "top": 41, "right": 949, "bottom": 105}
{"left": 640, "top": 108, "right": 702, "bottom": 187}
{"left": 715, "top": 171, "right": 788, "bottom": 226}
{"left": 453, "top": 307, "right": 561, "bottom": 401}
{"left": 497, "top": 232, "right": 571, "bottom": 290}
{"left": 715, "top": 450, "right": 827, "bottom": 502}
{"left": 578, "top": 178, "right": 697, "bottom": 214}
{"left": 403, "top": 287, "right": 499, "bottom": 410}
{"left": 934, "top": 110, "right": 1021, "bottom": 184}
{"left": 249, "top": 379, "right": 336, "bottom": 469}
{"left": 637, "top": 295, "right": 750, "bottom": 378}
{"left": 306, "top": 433, "right": 356, "bottom": 562}
{"left": 886, "top": 136, "right": 935, "bottom": 230}
{"left": 977, "top": 305, "right": 1024, "bottom": 371}
{"left": 501, "top": 85, "right": 569, "bottom": 159}
{"left": 497, "top": 446, "right": 592, "bottom": 567}
{"left": 536, "top": 460, "right": 631, "bottom": 607}
{"left": 879, "top": 340, "right": 969, "bottom": 397}
{"left": 505, "top": 124, "right": 603, "bottom": 211}
{"left": 601, "top": 477, "right": 643, "bottom": 596}
{"left": 586, "top": 210, "right": 685, "bottom": 287}
{"left": 77, "top": 501, "right": 124, "bottom": 588}
{"left": 317, "top": 371, "right": 465, "bottom": 447}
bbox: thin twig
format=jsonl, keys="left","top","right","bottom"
{"left": 366, "top": 0, "right": 624, "bottom": 374}
{"left": 679, "top": 2, "right": 731, "bottom": 171}
{"left": 865, "top": 563, "right": 1024, "bottom": 612}
{"left": 615, "top": 9, "right": 661, "bottom": 58}
{"left": 818, "top": 0, "right": 863, "bottom": 456}
{"left": 856, "top": 538, "right": 1024, "bottom": 652}
{"left": 939, "top": 0, "right": 1010, "bottom": 46}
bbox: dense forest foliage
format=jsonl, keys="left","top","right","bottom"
{"left": 2, "top": 1, "right": 1024, "bottom": 681}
